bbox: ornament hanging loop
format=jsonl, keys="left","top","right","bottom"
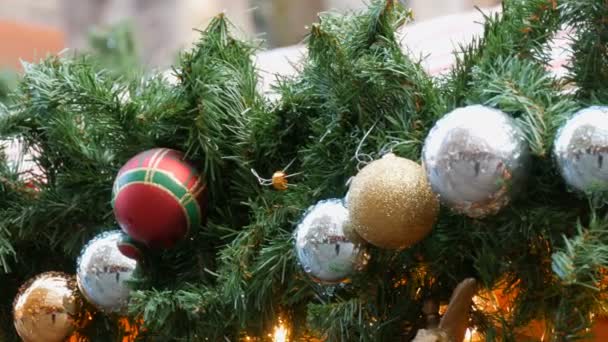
{"left": 354, "top": 123, "right": 377, "bottom": 171}
{"left": 378, "top": 140, "right": 412, "bottom": 157}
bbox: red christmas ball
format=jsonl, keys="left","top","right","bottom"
{"left": 112, "top": 148, "right": 207, "bottom": 248}
{"left": 116, "top": 233, "right": 144, "bottom": 261}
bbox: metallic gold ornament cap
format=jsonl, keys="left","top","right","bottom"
{"left": 347, "top": 153, "right": 439, "bottom": 249}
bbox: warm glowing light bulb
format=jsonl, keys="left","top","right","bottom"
{"left": 464, "top": 327, "right": 483, "bottom": 342}
{"left": 273, "top": 323, "right": 288, "bottom": 342}
{"left": 465, "top": 328, "right": 473, "bottom": 341}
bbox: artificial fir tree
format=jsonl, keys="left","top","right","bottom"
{"left": 1, "top": 0, "right": 608, "bottom": 341}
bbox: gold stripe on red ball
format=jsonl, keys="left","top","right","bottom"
{"left": 111, "top": 148, "right": 206, "bottom": 248}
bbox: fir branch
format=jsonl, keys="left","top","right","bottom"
{"left": 212, "top": 192, "right": 307, "bottom": 333}
{"left": 279, "top": 0, "right": 441, "bottom": 197}
{"left": 444, "top": 0, "right": 560, "bottom": 106}
{"left": 560, "top": 0, "right": 608, "bottom": 100}
{"left": 551, "top": 210, "right": 608, "bottom": 339}
{"left": 307, "top": 298, "right": 378, "bottom": 341}
{"left": 1, "top": 1, "right": 606, "bottom": 340}
{"left": 173, "top": 14, "right": 258, "bottom": 184}
{"left": 129, "top": 286, "right": 232, "bottom": 340}
{"left": 0, "top": 149, "right": 18, "bottom": 273}
{"left": 0, "top": 57, "right": 134, "bottom": 256}
{"left": 468, "top": 56, "right": 578, "bottom": 157}
{"left": 552, "top": 215, "right": 608, "bottom": 291}
{"left": 248, "top": 230, "right": 296, "bottom": 310}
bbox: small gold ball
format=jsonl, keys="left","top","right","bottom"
{"left": 13, "top": 272, "right": 83, "bottom": 342}
{"left": 272, "top": 171, "right": 289, "bottom": 190}
{"left": 347, "top": 153, "right": 439, "bottom": 249}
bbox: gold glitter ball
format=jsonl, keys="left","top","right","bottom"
{"left": 347, "top": 153, "right": 439, "bottom": 249}
{"left": 13, "top": 272, "right": 84, "bottom": 342}
{"left": 272, "top": 171, "right": 289, "bottom": 190}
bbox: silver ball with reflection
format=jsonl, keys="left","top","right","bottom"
{"left": 77, "top": 230, "right": 138, "bottom": 313}
{"left": 554, "top": 106, "right": 608, "bottom": 192}
{"left": 295, "top": 199, "right": 369, "bottom": 284}
{"left": 422, "top": 105, "right": 530, "bottom": 218}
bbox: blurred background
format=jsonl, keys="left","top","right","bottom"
{"left": 0, "top": 0, "right": 500, "bottom": 72}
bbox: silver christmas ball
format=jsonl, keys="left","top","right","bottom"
{"left": 422, "top": 105, "right": 530, "bottom": 218}
{"left": 294, "top": 199, "right": 369, "bottom": 284}
{"left": 554, "top": 106, "right": 608, "bottom": 192}
{"left": 76, "top": 230, "right": 138, "bottom": 313}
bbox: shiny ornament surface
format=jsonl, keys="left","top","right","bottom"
{"left": 422, "top": 105, "right": 530, "bottom": 218}
{"left": 295, "top": 199, "right": 369, "bottom": 283}
{"left": 112, "top": 148, "right": 207, "bottom": 248}
{"left": 347, "top": 153, "right": 439, "bottom": 249}
{"left": 77, "top": 230, "right": 138, "bottom": 314}
{"left": 13, "top": 272, "right": 83, "bottom": 342}
{"left": 554, "top": 106, "right": 608, "bottom": 192}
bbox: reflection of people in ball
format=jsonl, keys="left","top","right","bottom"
{"left": 423, "top": 105, "right": 529, "bottom": 218}
{"left": 77, "top": 231, "right": 137, "bottom": 314}
{"left": 301, "top": 216, "right": 354, "bottom": 282}
{"left": 433, "top": 127, "right": 510, "bottom": 214}
{"left": 295, "top": 199, "right": 367, "bottom": 284}
{"left": 563, "top": 125, "right": 608, "bottom": 191}
{"left": 554, "top": 107, "right": 608, "bottom": 192}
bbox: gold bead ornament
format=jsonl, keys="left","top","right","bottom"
{"left": 347, "top": 153, "right": 439, "bottom": 249}
{"left": 272, "top": 171, "right": 289, "bottom": 190}
{"left": 13, "top": 272, "right": 84, "bottom": 342}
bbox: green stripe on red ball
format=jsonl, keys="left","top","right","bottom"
{"left": 112, "top": 168, "right": 201, "bottom": 231}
